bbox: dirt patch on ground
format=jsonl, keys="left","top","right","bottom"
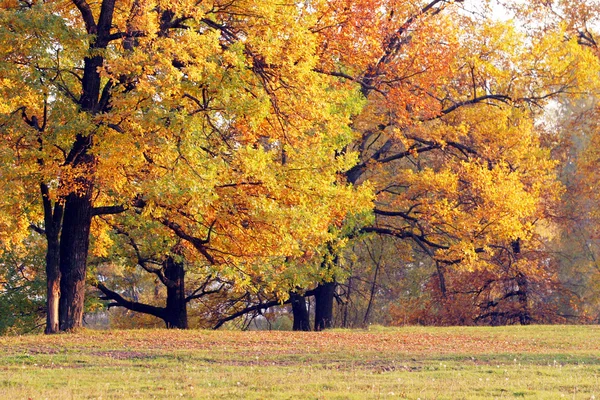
{"left": 90, "top": 350, "right": 156, "bottom": 360}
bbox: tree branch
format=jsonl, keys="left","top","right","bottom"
{"left": 212, "top": 298, "right": 289, "bottom": 330}
{"left": 439, "top": 94, "right": 511, "bottom": 116}
{"left": 361, "top": 226, "right": 449, "bottom": 251}
{"left": 373, "top": 208, "right": 418, "bottom": 222}
{"left": 92, "top": 205, "right": 126, "bottom": 216}
{"left": 71, "top": 0, "right": 97, "bottom": 34}
{"left": 185, "top": 284, "right": 225, "bottom": 302}
{"left": 107, "top": 30, "right": 146, "bottom": 42}
{"left": 360, "top": 0, "right": 451, "bottom": 97}
{"left": 97, "top": 0, "right": 117, "bottom": 42}
{"left": 313, "top": 68, "right": 387, "bottom": 96}
{"left": 94, "top": 282, "right": 166, "bottom": 319}
{"left": 29, "top": 224, "right": 45, "bottom": 235}
{"left": 160, "top": 218, "right": 217, "bottom": 264}
{"left": 111, "top": 225, "right": 174, "bottom": 288}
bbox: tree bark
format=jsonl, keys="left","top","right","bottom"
{"left": 95, "top": 255, "right": 191, "bottom": 329}
{"left": 363, "top": 260, "right": 381, "bottom": 327}
{"left": 56, "top": 0, "right": 116, "bottom": 331}
{"left": 290, "top": 292, "right": 310, "bottom": 331}
{"left": 342, "top": 277, "right": 352, "bottom": 328}
{"left": 41, "top": 183, "right": 63, "bottom": 334}
{"left": 59, "top": 185, "right": 94, "bottom": 331}
{"left": 516, "top": 273, "right": 531, "bottom": 325}
{"left": 314, "top": 281, "right": 336, "bottom": 331}
{"left": 45, "top": 269, "right": 61, "bottom": 333}
{"left": 45, "top": 234, "right": 61, "bottom": 334}
{"left": 436, "top": 261, "right": 447, "bottom": 298}
{"left": 164, "top": 257, "right": 188, "bottom": 329}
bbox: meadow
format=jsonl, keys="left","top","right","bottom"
{"left": 0, "top": 325, "right": 599, "bottom": 399}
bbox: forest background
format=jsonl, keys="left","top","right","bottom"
{"left": 2, "top": 0, "right": 600, "bottom": 334}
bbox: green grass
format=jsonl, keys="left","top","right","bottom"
{"left": 0, "top": 325, "right": 599, "bottom": 399}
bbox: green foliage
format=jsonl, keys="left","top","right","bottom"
{"left": 0, "top": 241, "right": 45, "bottom": 335}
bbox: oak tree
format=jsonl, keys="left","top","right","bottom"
{"left": 0, "top": 0, "right": 370, "bottom": 332}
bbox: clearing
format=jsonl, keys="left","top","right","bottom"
{"left": 0, "top": 325, "right": 599, "bottom": 399}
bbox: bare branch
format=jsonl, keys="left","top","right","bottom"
{"left": 92, "top": 205, "right": 126, "bottom": 216}
{"left": 94, "top": 282, "right": 165, "bottom": 319}
{"left": 29, "top": 224, "right": 45, "bottom": 235}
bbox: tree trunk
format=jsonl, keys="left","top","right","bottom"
{"left": 342, "top": 276, "right": 352, "bottom": 328}
{"left": 314, "top": 281, "right": 335, "bottom": 331}
{"left": 164, "top": 257, "right": 188, "bottom": 329}
{"left": 516, "top": 273, "right": 531, "bottom": 325}
{"left": 45, "top": 239, "right": 61, "bottom": 334}
{"left": 94, "top": 254, "right": 189, "bottom": 329}
{"left": 363, "top": 260, "right": 381, "bottom": 327}
{"left": 59, "top": 187, "right": 94, "bottom": 331}
{"left": 41, "top": 183, "right": 63, "bottom": 334}
{"left": 436, "top": 261, "right": 447, "bottom": 298}
{"left": 290, "top": 292, "right": 310, "bottom": 331}
{"left": 54, "top": 0, "right": 116, "bottom": 332}
{"left": 57, "top": 15, "right": 107, "bottom": 331}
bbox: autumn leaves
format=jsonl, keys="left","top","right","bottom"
{"left": 0, "top": 0, "right": 599, "bottom": 331}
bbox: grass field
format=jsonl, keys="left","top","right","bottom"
{"left": 0, "top": 325, "right": 599, "bottom": 399}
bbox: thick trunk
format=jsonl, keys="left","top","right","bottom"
{"left": 59, "top": 187, "right": 94, "bottom": 331}
{"left": 57, "top": 10, "right": 107, "bottom": 331}
{"left": 164, "top": 257, "right": 188, "bottom": 329}
{"left": 53, "top": 0, "right": 116, "bottom": 332}
{"left": 290, "top": 292, "right": 310, "bottom": 331}
{"left": 314, "top": 281, "right": 336, "bottom": 331}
